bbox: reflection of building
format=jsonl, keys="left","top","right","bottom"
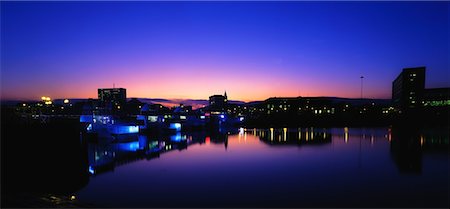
{"left": 392, "top": 67, "right": 425, "bottom": 111}
{"left": 98, "top": 88, "right": 127, "bottom": 108}
{"left": 209, "top": 91, "right": 228, "bottom": 110}
{"left": 390, "top": 126, "right": 422, "bottom": 174}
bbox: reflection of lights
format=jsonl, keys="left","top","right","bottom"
{"left": 88, "top": 166, "right": 95, "bottom": 174}
{"left": 239, "top": 128, "right": 244, "bottom": 135}
{"left": 283, "top": 128, "right": 287, "bottom": 141}
{"left": 344, "top": 127, "right": 349, "bottom": 143}
{"left": 170, "top": 133, "right": 182, "bottom": 142}
{"left": 118, "top": 141, "right": 140, "bottom": 151}
{"left": 298, "top": 128, "right": 301, "bottom": 140}
{"left": 270, "top": 128, "right": 274, "bottom": 141}
{"left": 420, "top": 135, "right": 424, "bottom": 146}
{"left": 388, "top": 128, "right": 392, "bottom": 142}
{"left": 305, "top": 128, "right": 309, "bottom": 141}
{"left": 170, "top": 123, "right": 181, "bottom": 131}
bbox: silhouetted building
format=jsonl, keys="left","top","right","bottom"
{"left": 392, "top": 67, "right": 425, "bottom": 111}
{"left": 265, "top": 97, "right": 301, "bottom": 114}
{"left": 209, "top": 91, "right": 228, "bottom": 110}
{"left": 98, "top": 88, "right": 127, "bottom": 108}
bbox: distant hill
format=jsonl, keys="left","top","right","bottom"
{"left": 1, "top": 97, "right": 391, "bottom": 108}
{"left": 133, "top": 98, "right": 245, "bottom": 109}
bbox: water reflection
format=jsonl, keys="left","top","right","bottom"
{"left": 84, "top": 129, "right": 237, "bottom": 176}
{"left": 76, "top": 126, "right": 448, "bottom": 208}
{"left": 83, "top": 126, "right": 448, "bottom": 177}
{"left": 390, "top": 125, "right": 449, "bottom": 174}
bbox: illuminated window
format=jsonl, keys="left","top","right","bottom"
{"left": 148, "top": 116, "right": 158, "bottom": 122}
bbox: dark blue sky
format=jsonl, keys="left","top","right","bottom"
{"left": 1, "top": 1, "right": 449, "bottom": 101}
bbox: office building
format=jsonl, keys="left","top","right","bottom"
{"left": 392, "top": 67, "right": 425, "bottom": 111}
{"left": 209, "top": 91, "right": 228, "bottom": 111}
{"left": 98, "top": 88, "right": 127, "bottom": 108}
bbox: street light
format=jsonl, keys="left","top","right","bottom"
{"left": 360, "top": 76, "right": 364, "bottom": 99}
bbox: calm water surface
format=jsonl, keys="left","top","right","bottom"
{"left": 75, "top": 127, "right": 449, "bottom": 207}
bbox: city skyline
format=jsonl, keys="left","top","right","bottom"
{"left": 1, "top": 1, "right": 449, "bottom": 102}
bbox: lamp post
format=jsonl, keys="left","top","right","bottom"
{"left": 360, "top": 76, "right": 364, "bottom": 100}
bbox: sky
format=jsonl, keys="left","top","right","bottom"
{"left": 1, "top": 1, "right": 449, "bottom": 102}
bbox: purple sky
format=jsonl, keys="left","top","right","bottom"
{"left": 1, "top": 1, "right": 449, "bottom": 101}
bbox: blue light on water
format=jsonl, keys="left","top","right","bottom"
{"left": 80, "top": 115, "right": 93, "bottom": 123}
{"left": 88, "top": 166, "right": 95, "bottom": 174}
{"left": 111, "top": 125, "right": 139, "bottom": 134}
{"left": 118, "top": 141, "right": 140, "bottom": 152}
{"left": 169, "top": 123, "right": 181, "bottom": 131}
{"left": 170, "top": 133, "right": 182, "bottom": 142}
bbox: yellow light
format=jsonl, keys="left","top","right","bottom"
{"left": 306, "top": 129, "right": 309, "bottom": 141}
{"left": 117, "top": 106, "right": 121, "bottom": 109}
{"left": 70, "top": 195, "right": 76, "bottom": 200}
{"left": 298, "top": 128, "right": 301, "bottom": 140}
{"left": 41, "top": 96, "right": 46, "bottom": 100}
{"left": 270, "top": 128, "right": 274, "bottom": 141}
{"left": 22, "top": 103, "right": 26, "bottom": 107}
{"left": 344, "top": 127, "right": 349, "bottom": 143}
{"left": 64, "top": 99, "right": 69, "bottom": 104}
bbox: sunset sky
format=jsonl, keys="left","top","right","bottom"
{"left": 1, "top": 1, "right": 449, "bottom": 102}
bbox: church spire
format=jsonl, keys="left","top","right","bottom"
{"left": 224, "top": 90, "right": 227, "bottom": 99}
